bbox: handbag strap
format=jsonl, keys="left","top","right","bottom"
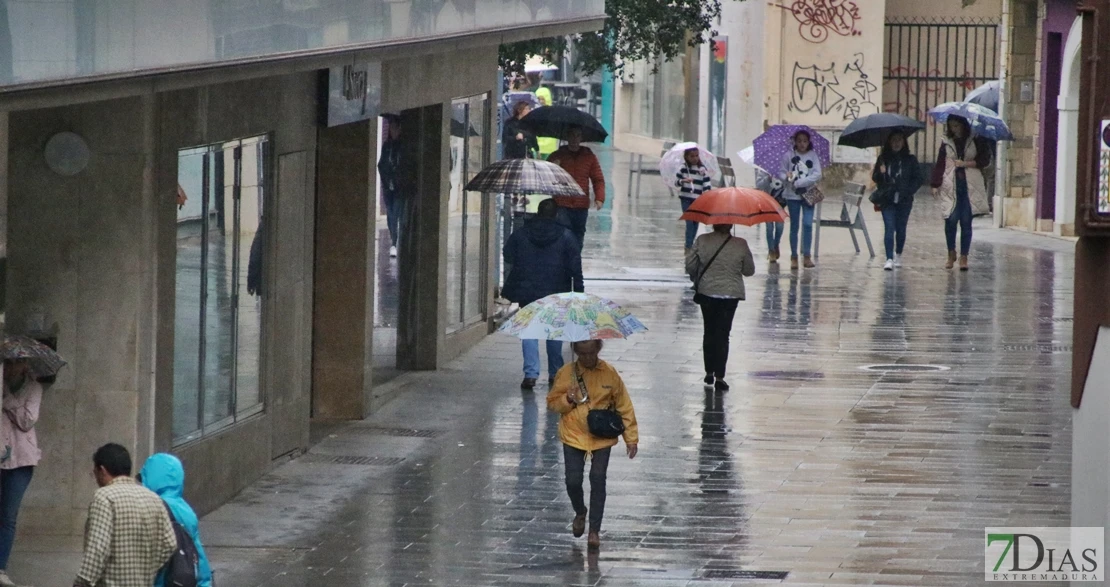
{"left": 694, "top": 235, "right": 732, "bottom": 292}
{"left": 574, "top": 364, "right": 616, "bottom": 410}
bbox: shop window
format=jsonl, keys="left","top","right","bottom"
{"left": 625, "top": 57, "right": 687, "bottom": 142}
{"left": 173, "top": 135, "right": 269, "bottom": 445}
{"left": 447, "top": 94, "right": 491, "bottom": 332}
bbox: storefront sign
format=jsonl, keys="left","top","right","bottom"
{"left": 1100, "top": 119, "right": 1110, "bottom": 214}
{"left": 322, "top": 62, "right": 382, "bottom": 127}
{"left": 707, "top": 37, "right": 728, "bottom": 156}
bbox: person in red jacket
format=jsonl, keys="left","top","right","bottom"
{"left": 547, "top": 126, "right": 605, "bottom": 250}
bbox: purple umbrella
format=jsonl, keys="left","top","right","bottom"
{"left": 752, "top": 125, "right": 832, "bottom": 178}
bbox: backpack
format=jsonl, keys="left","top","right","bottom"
{"left": 161, "top": 501, "right": 199, "bottom": 587}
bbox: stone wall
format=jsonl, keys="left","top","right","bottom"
{"left": 1001, "top": 0, "right": 1040, "bottom": 229}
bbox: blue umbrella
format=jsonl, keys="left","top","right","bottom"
{"left": 928, "top": 101, "right": 1013, "bottom": 141}
{"left": 964, "top": 80, "right": 1001, "bottom": 112}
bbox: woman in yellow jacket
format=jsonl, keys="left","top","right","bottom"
{"left": 546, "top": 340, "right": 638, "bottom": 550}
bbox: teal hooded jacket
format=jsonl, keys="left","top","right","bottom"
{"left": 140, "top": 453, "right": 213, "bottom": 587}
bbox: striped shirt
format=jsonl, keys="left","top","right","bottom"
{"left": 675, "top": 165, "right": 712, "bottom": 199}
{"left": 75, "top": 477, "right": 177, "bottom": 587}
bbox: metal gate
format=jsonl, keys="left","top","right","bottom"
{"left": 883, "top": 17, "right": 999, "bottom": 163}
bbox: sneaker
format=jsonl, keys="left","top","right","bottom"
{"left": 389, "top": 245, "right": 398, "bottom": 258}
{"left": 0, "top": 571, "right": 20, "bottom": 587}
{"left": 520, "top": 378, "right": 536, "bottom": 390}
{"left": 884, "top": 259, "right": 894, "bottom": 271}
{"left": 572, "top": 513, "right": 587, "bottom": 537}
{"left": 893, "top": 254, "right": 903, "bottom": 268}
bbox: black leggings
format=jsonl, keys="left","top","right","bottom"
{"left": 699, "top": 297, "right": 740, "bottom": 378}
{"left": 563, "top": 445, "right": 612, "bottom": 532}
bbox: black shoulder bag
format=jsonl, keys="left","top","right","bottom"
{"left": 692, "top": 235, "right": 732, "bottom": 305}
{"left": 575, "top": 365, "right": 625, "bottom": 439}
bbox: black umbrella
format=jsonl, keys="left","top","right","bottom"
{"left": 837, "top": 113, "right": 926, "bottom": 149}
{"left": 519, "top": 106, "right": 608, "bottom": 143}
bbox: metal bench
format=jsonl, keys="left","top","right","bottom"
{"left": 627, "top": 141, "right": 675, "bottom": 197}
{"left": 813, "top": 182, "right": 875, "bottom": 259}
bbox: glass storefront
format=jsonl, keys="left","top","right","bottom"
{"left": 625, "top": 56, "right": 687, "bottom": 142}
{"left": 447, "top": 94, "right": 491, "bottom": 332}
{"left": 173, "top": 135, "right": 268, "bottom": 445}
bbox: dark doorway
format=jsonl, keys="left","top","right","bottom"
{"left": 1038, "top": 32, "right": 1064, "bottom": 221}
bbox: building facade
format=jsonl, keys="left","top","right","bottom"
{"left": 0, "top": 0, "right": 603, "bottom": 535}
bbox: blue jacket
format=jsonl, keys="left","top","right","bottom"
{"left": 141, "top": 454, "right": 213, "bottom": 587}
{"left": 501, "top": 217, "right": 583, "bottom": 306}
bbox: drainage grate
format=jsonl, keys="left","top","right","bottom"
{"left": 1037, "top": 316, "right": 1073, "bottom": 323}
{"left": 353, "top": 427, "right": 442, "bottom": 439}
{"left": 747, "top": 370, "right": 824, "bottom": 380}
{"left": 999, "top": 344, "right": 1072, "bottom": 353}
{"left": 303, "top": 455, "right": 406, "bottom": 466}
{"left": 860, "top": 364, "right": 950, "bottom": 373}
{"left": 703, "top": 570, "right": 789, "bottom": 580}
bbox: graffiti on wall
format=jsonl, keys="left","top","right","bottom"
{"left": 775, "top": 0, "right": 862, "bottom": 44}
{"left": 788, "top": 53, "right": 877, "bottom": 121}
{"left": 882, "top": 66, "right": 977, "bottom": 120}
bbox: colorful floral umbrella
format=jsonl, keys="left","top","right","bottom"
{"left": 658, "top": 142, "right": 721, "bottom": 189}
{"left": 752, "top": 125, "right": 832, "bottom": 176}
{"left": 0, "top": 335, "right": 66, "bottom": 377}
{"left": 679, "top": 187, "right": 788, "bottom": 226}
{"left": 499, "top": 293, "right": 647, "bottom": 342}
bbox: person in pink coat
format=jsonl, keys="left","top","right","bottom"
{"left": 0, "top": 360, "right": 42, "bottom": 587}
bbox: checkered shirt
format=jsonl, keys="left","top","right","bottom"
{"left": 75, "top": 477, "right": 177, "bottom": 587}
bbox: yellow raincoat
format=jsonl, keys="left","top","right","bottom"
{"left": 546, "top": 359, "right": 639, "bottom": 452}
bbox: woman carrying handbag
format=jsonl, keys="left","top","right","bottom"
{"left": 686, "top": 225, "right": 755, "bottom": 391}
{"left": 546, "top": 340, "right": 639, "bottom": 551}
{"left": 870, "top": 131, "right": 923, "bottom": 271}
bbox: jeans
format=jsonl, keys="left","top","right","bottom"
{"left": 522, "top": 339, "right": 564, "bottom": 380}
{"left": 945, "top": 178, "right": 973, "bottom": 255}
{"left": 0, "top": 466, "right": 33, "bottom": 569}
{"left": 698, "top": 297, "right": 740, "bottom": 378}
{"left": 881, "top": 200, "right": 913, "bottom": 260}
{"left": 384, "top": 189, "right": 403, "bottom": 247}
{"left": 785, "top": 199, "right": 815, "bottom": 257}
{"left": 557, "top": 207, "right": 589, "bottom": 250}
{"left": 765, "top": 222, "right": 784, "bottom": 251}
{"left": 563, "top": 445, "right": 612, "bottom": 533}
{"left": 679, "top": 198, "right": 698, "bottom": 249}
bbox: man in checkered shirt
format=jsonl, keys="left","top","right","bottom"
{"left": 73, "top": 444, "right": 176, "bottom": 587}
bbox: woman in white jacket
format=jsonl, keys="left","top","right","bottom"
{"left": 779, "top": 130, "right": 823, "bottom": 270}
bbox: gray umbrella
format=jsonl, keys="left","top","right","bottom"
{"left": 964, "top": 80, "right": 1001, "bottom": 112}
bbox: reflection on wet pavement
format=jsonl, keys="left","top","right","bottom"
{"left": 205, "top": 149, "right": 1073, "bottom": 586}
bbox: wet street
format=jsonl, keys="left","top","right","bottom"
{"left": 16, "top": 151, "right": 1075, "bottom": 586}
{"left": 206, "top": 152, "right": 1072, "bottom": 586}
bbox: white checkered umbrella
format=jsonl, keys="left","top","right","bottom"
{"left": 465, "top": 158, "right": 586, "bottom": 197}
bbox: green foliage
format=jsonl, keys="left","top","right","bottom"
{"left": 500, "top": 0, "right": 733, "bottom": 78}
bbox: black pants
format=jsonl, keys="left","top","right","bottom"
{"left": 699, "top": 297, "right": 740, "bottom": 378}
{"left": 563, "top": 444, "right": 612, "bottom": 532}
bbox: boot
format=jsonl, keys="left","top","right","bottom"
{"left": 769, "top": 249, "right": 778, "bottom": 263}
{"left": 587, "top": 531, "right": 601, "bottom": 550}
{"left": 572, "top": 512, "right": 586, "bottom": 538}
{"left": 959, "top": 255, "right": 969, "bottom": 272}
{"left": 790, "top": 256, "right": 799, "bottom": 271}
{"left": 945, "top": 250, "right": 957, "bottom": 270}
{"left": 803, "top": 255, "right": 815, "bottom": 268}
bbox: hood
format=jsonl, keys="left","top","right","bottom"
{"left": 523, "top": 218, "right": 567, "bottom": 247}
{"left": 140, "top": 453, "right": 185, "bottom": 499}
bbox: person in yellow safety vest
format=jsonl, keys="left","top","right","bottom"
{"left": 525, "top": 87, "right": 559, "bottom": 216}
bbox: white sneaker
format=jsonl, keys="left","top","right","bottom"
{"left": 0, "top": 571, "right": 22, "bottom": 587}
{"left": 389, "top": 245, "right": 397, "bottom": 258}
{"left": 883, "top": 259, "right": 894, "bottom": 271}
{"left": 894, "top": 254, "right": 903, "bottom": 268}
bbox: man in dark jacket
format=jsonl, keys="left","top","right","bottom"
{"left": 502, "top": 199, "right": 584, "bottom": 390}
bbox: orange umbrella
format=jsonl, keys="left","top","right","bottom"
{"left": 679, "top": 187, "right": 789, "bottom": 226}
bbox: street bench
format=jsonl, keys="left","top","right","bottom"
{"left": 627, "top": 141, "right": 674, "bottom": 197}
{"left": 813, "top": 181, "right": 875, "bottom": 259}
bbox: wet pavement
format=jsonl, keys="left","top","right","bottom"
{"left": 13, "top": 149, "right": 1075, "bottom": 586}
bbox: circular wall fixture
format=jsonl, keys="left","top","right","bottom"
{"left": 43, "top": 132, "right": 90, "bottom": 176}
{"left": 859, "top": 364, "right": 950, "bottom": 373}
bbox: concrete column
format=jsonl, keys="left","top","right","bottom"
{"left": 397, "top": 104, "right": 446, "bottom": 371}
{"left": 312, "top": 121, "right": 375, "bottom": 419}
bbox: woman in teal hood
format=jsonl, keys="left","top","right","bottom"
{"left": 140, "top": 453, "right": 213, "bottom": 587}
